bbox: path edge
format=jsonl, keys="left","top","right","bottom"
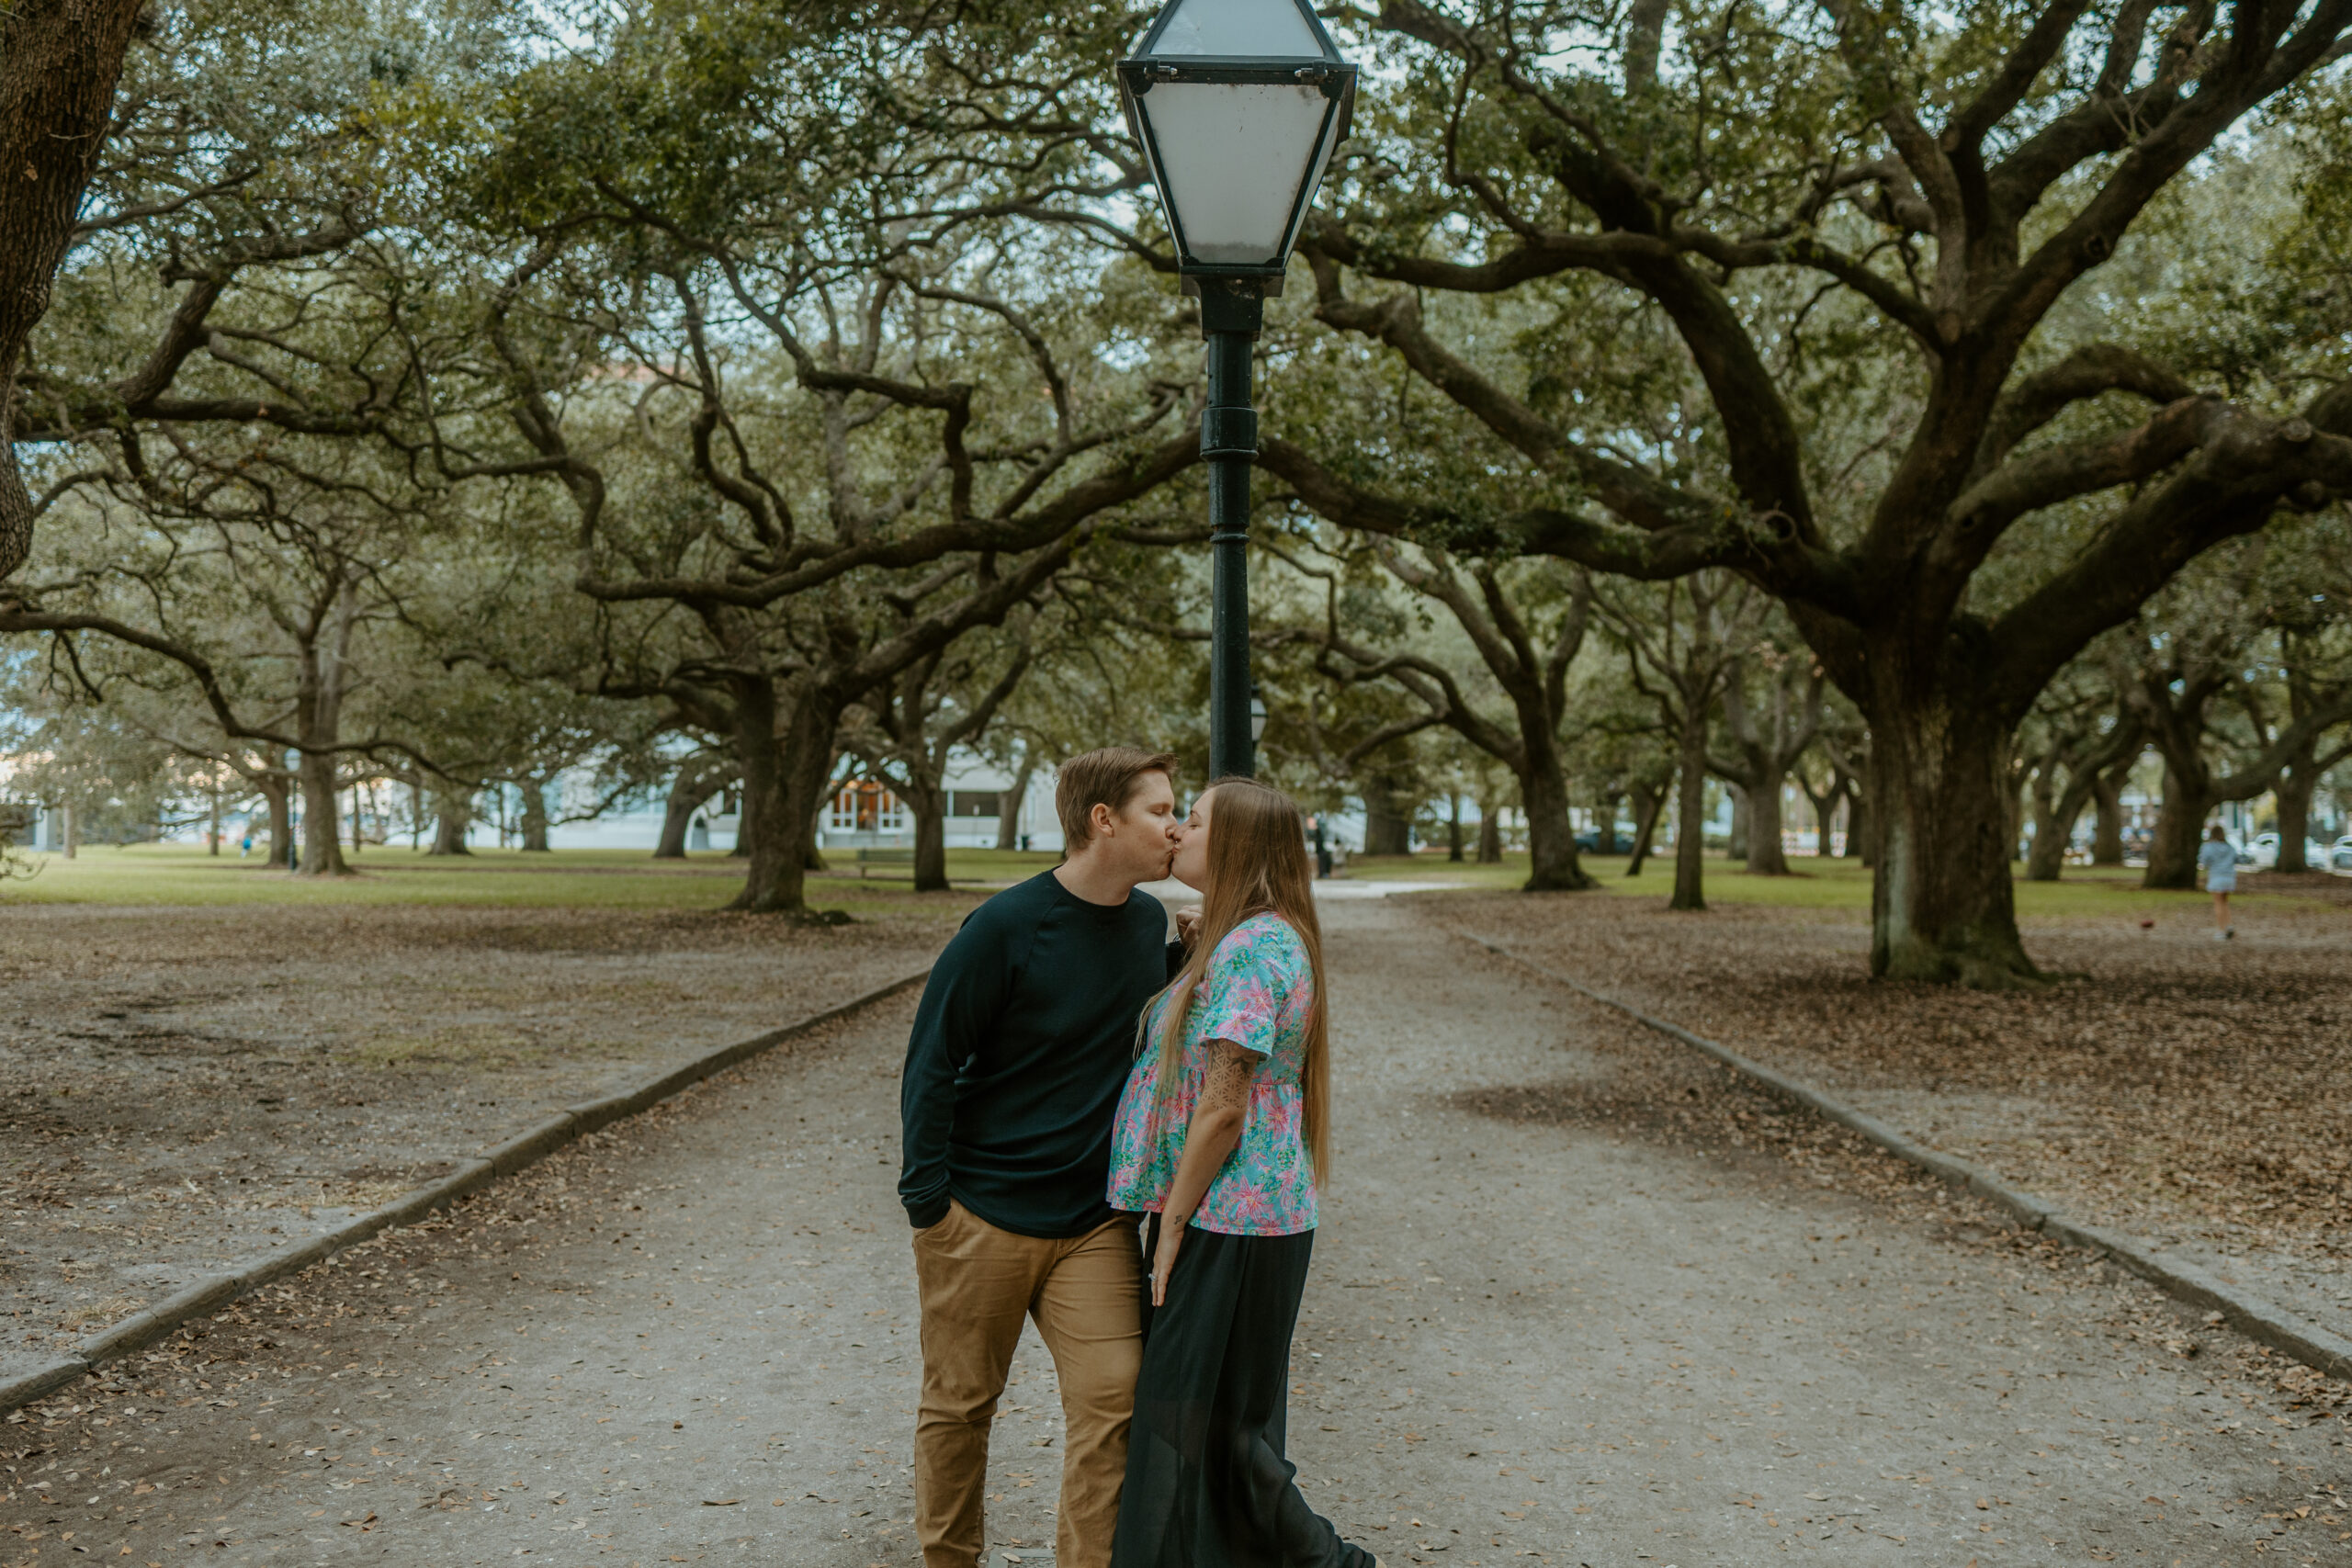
{"left": 0, "top": 969, "right": 930, "bottom": 1416}
{"left": 1456, "top": 930, "right": 2352, "bottom": 1385}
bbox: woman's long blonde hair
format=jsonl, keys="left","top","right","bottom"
{"left": 1140, "top": 776, "right": 1331, "bottom": 1178}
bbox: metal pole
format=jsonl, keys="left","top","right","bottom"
{"left": 1199, "top": 279, "right": 1263, "bottom": 780}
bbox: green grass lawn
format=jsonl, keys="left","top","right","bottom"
{"left": 0, "top": 842, "right": 1057, "bottom": 910}
{"left": 4, "top": 840, "right": 2317, "bottom": 919}
{"left": 1343, "top": 849, "right": 2324, "bottom": 919}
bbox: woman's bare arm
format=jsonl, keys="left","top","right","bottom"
{"left": 1149, "top": 1040, "right": 1256, "bottom": 1304}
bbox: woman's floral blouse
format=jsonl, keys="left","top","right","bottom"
{"left": 1106, "top": 912, "right": 1317, "bottom": 1235}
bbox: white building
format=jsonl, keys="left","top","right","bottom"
{"left": 544, "top": 750, "right": 1068, "bottom": 853}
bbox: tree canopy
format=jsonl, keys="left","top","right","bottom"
{"left": 3, "top": 0, "right": 2349, "bottom": 974}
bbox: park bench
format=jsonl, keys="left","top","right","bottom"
{"left": 854, "top": 846, "right": 917, "bottom": 879}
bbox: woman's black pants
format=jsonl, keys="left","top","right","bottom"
{"left": 1112, "top": 1219, "right": 1374, "bottom": 1568}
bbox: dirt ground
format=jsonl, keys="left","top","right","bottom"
{"left": 1444, "top": 871, "right": 2352, "bottom": 1346}
{"left": 1, "top": 895, "right": 2346, "bottom": 1568}
{"left": 1, "top": 899, "right": 967, "bottom": 1386}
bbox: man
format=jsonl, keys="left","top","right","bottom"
{"left": 899, "top": 747, "right": 1182, "bottom": 1568}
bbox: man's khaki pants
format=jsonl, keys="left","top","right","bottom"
{"left": 911, "top": 1201, "right": 1142, "bottom": 1568}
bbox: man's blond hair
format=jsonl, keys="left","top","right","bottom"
{"left": 1056, "top": 748, "right": 1180, "bottom": 847}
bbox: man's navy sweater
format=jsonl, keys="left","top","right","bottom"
{"left": 898, "top": 870, "right": 1179, "bottom": 1238}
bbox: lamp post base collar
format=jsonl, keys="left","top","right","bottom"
{"left": 1193, "top": 278, "right": 1269, "bottom": 332}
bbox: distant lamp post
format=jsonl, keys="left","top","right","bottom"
{"left": 287, "top": 762, "right": 301, "bottom": 873}
{"left": 1250, "top": 686, "right": 1270, "bottom": 744}
{"left": 1117, "top": 0, "right": 1356, "bottom": 779}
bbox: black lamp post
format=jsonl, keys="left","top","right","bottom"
{"left": 285, "top": 747, "right": 300, "bottom": 874}
{"left": 1117, "top": 0, "right": 1355, "bottom": 780}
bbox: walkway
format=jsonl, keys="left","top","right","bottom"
{"left": 3, "top": 898, "right": 2341, "bottom": 1564}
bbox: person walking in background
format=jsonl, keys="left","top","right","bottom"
{"left": 1106, "top": 776, "right": 1378, "bottom": 1568}
{"left": 898, "top": 748, "right": 1183, "bottom": 1568}
{"left": 2199, "top": 821, "right": 2239, "bottom": 940}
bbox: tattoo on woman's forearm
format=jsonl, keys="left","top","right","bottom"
{"left": 1202, "top": 1042, "right": 1254, "bottom": 1118}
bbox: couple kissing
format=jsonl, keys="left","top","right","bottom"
{"left": 899, "top": 747, "right": 1379, "bottom": 1568}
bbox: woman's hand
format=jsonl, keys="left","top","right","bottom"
{"left": 1150, "top": 1214, "right": 1186, "bottom": 1306}
{"left": 1148, "top": 1042, "right": 1255, "bottom": 1308}
{"left": 1175, "top": 904, "right": 1203, "bottom": 949}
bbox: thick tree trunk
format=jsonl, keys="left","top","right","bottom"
{"left": 61, "top": 801, "right": 76, "bottom": 859}
{"left": 2275, "top": 755, "right": 2317, "bottom": 874}
{"left": 996, "top": 754, "right": 1035, "bottom": 850}
{"left": 1849, "top": 784, "right": 1876, "bottom": 864}
{"left": 907, "top": 780, "right": 949, "bottom": 892}
{"left": 1476, "top": 802, "right": 1502, "bottom": 863}
{"left": 1519, "top": 744, "right": 1594, "bottom": 891}
{"left": 2024, "top": 766, "right": 2070, "bottom": 882}
{"left": 1446, "top": 792, "right": 1464, "bottom": 862}
{"left": 726, "top": 679, "right": 849, "bottom": 919}
{"left": 729, "top": 739, "right": 764, "bottom": 863}
{"left": 655, "top": 795, "right": 695, "bottom": 859}
{"left": 1625, "top": 781, "right": 1663, "bottom": 875}
{"left": 804, "top": 802, "right": 828, "bottom": 872}
{"left": 409, "top": 781, "right": 424, "bottom": 849}
{"left": 1744, "top": 776, "right": 1792, "bottom": 874}
{"left": 1864, "top": 685, "right": 2036, "bottom": 985}
{"left": 2090, "top": 769, "right": 2126, "bottom": 864}
{"left": 209, "top": 788, "right": 221, "bottom": 856}
{"left": 1717, "top": 658, "right": 1818, "bottom": 878}
{"left": 1671, "top": 714, "right": 1707, "bottom": 911}
{"left": 429, "top": 786, "right": 473, "bottom": 855}
{"left": 259, "top": 776, "right": 290, "bottom": 867}
{"left": 0, "top": 0, "right": 148, "bottom": 584}
{"left": 655, "top": 755, "right": 729, "bottom": 859}
{"left": 727, "top": 679, "right": 795, "bottom": 909}
{"left": 290, "top": 589, "right": 356, "bottom": 876}
{"left": 518, "top": 777, "right": 551, "bottom": 852}
{"left": 2025, "top": 754, "right": 2111, "bottom": 883}
{"left": 1363, "top": 773, "right": 1413, "bottom": 855}
{"left": 2142, "top": 761, "right": 2207, "bottom": 890}
{"left": 296, "top": 752, "right": 350, "bottom": 876}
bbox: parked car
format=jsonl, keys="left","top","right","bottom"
{"left": 2334, "top": 835, "right": 2352, "bottom": 871}
{"left": 2249, "top": 830, "right": 2333, "bottom": 870}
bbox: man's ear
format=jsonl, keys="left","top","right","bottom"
{"left": 1088, "top": 801, "right": 1116, "bottom": 840}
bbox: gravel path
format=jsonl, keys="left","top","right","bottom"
{"left": 3, "top": 896, "right": 2345, "bottom": 1566}
{"left": 1439, "top": 882, "right": 2352, "bottom": 1347}
{"left": 1, "top": 903, "right": 954, "bottom": 1385}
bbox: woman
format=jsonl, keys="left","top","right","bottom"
{"left": 2198, "top": 821, "right": 2238, "bottom": 940}
{"left": 1105, "top": 777, "right": 1376, "bottom": 1568}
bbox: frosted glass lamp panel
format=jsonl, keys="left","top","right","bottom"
{"left": 1147, "top": 82, "right": 1329, "bottom": 265}
{"left": 1148, "top": 0, "right": 1324, "bottom": 57}
{"left": 1277, "top": 104, "right": 1341, "bottom": 258}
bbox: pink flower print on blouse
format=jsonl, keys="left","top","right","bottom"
{"left": 1105, "top": 912, "right": 1317, "bottom": 1236}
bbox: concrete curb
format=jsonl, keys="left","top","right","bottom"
{"left": 1, "top": 969, "right": 930, "bottom": 1417}
{"left": 1456, "top": 930, "right": 2352, "bottom": 1385}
